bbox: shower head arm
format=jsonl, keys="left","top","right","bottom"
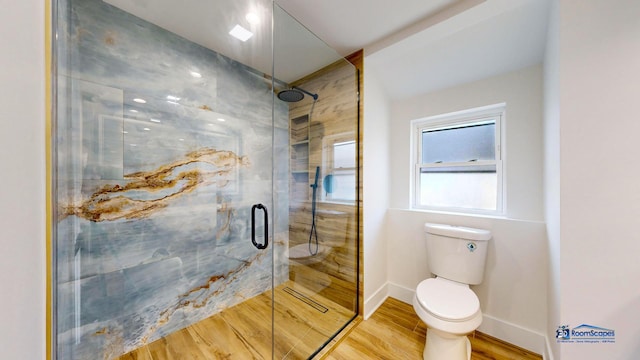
{"left": 293, "top": 86, "right": 318, "bottom": 101}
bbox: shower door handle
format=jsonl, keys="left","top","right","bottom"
{"left": 251, "top": 204, "right": 269, "bottom": 250}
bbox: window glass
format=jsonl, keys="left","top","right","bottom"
{"left": 413, "top": 105, "right": 503, "bottom": 214}
{"left": 422, "top": 122, "right": 495, "bottom": 163}
{"left": 329, "top": 170, "right": 356, "bottom": 202}
{"left": 419, "top": 167, "right": 497, "bottom": 210}
{"left": 333, "top": 141, "right": 356, "bottom": 168}
{"left": 322, "top": 136, "right": 356, "bottom": 203}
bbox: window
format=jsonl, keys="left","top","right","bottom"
{"left": 322, "top": 133, "right": 356, "bottom": 203}
{"left": 412, "top": 104, "right": 504, "bottom": 214}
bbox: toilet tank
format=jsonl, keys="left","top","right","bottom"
{"left": 424, "top": 223, "right": 491, "bottom": 285}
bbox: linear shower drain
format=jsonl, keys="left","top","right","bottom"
{"left": 283, "top": 287, "right": 329, "bottom": 313}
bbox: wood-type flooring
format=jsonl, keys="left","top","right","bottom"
{"left": 323, "top": 297, "right": 543, "bottom": 360}
{"left": 119, "top": 287, "right": 542, "bottom": 360}
{"left": 119, "top": 281, "right": 354, "bottom": 360}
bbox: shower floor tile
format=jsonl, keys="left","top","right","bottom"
{"left": 118, "top": 280, "right": 354, "bottom": 360}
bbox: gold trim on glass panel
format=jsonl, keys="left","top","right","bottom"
{"left": 45, "top": 0, "right": 52, "bottom": 359}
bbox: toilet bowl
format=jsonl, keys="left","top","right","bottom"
{"left": 413, "top": 277, "right": 482, "bottom": 360}
{"left": 413, "top": 223, "right": 491, "bottom": 360}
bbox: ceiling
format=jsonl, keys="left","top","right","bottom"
{"left": 104, "top": 0, "right": 550, "bottom": 99}
{"left": 278, "top": 0, "right": 551, "bottom": 99}
{"left": 104, "top": 0, "right": 344, "bottom": 84}
{"left": 276, "top": 0, "right": 464, "bottom": 55}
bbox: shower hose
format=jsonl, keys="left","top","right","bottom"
{"left": 309, "top": 166, "right": 320, "bottom": 256}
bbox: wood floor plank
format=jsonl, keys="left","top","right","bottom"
{"left": 327, "top": 316, "right": 424, "bottom": 360}
{"left": 470, "top": 332, "right": 542, "bottom": 360}
{"left": 117, "top": 281, "right": 353, "bottom": 360}
{"left": 119, "top": 346, "right": 153, "bottom": 360}
{"left": 369, "top": 297, "right": 422, "bottom": 333}
{"left": 218, "top": 292, "right": 274, "bottom": 358}
{"left": 146, "top": 328, "right": 209, "bottom": 360}
{"left": 323, "top": 298, "right": 543, "bottom": 360}
{"left": 277, "top": 283, "right": 353, "bottom": 336}
{"left": 186, "top": 313, "right": 263, "bottom": 359}
{"left": 118, "top": 288, "right": 540, "bottom": 360}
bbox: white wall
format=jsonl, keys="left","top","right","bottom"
{"left": 381, "top": 65, "right": 548, "bottom": 354}
{"left": 543, "top": 0, "right": 560, "bottom": 358}
{"left": 0, "top": 0, "right": 46, "bottom": 359}
{"left": 386, "top": 209, "right": 547, "bottom": 353}
{"left": 390, "top": 65, "right": 544, "bottom": 221}
{"left": 556, "top": 1, "right": 640, "bottom": 359}
{"left": 362, "top": 66, "right": 391, "bottom": 318}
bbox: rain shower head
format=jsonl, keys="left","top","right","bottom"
{"left": 277, "top": 86, "right": 318, "bottom": 102}
{"left": 277, "top": 89, "right": 304, "bottom": 102}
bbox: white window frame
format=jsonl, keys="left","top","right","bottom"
{"left": 411, "top": 104, "right": 505, "bottom": 215}
{"left": 322, "top": 132, "right": 357, "bottom": 204}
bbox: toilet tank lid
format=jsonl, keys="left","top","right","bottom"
{"left": 424, "top": 223, "right": 491, "bottom": 241}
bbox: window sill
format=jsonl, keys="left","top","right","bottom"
{"left": 408, "top": 207, "right": 508, "bottom": 220}
{"left": 319, "top": 200, "right": 356, "bottom": 206}
{"left": 291, "top": 199, "right": 355, "bottom": 207}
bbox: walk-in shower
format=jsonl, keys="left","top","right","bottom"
{"left": 50, "top": 0, "right": 359, "bottom": 359}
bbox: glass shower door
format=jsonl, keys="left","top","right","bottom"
{"left": 272, "top": 5, "right": 360, "bottom": 359}
{"left": 53, "top": 0, "right": 279, "bottom": 358}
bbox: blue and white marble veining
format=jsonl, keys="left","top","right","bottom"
{"left": 55, "top": 0, "right": 289, "bottom": 358}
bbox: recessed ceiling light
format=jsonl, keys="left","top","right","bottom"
{"left": 130, "top": 144, "right": 137, "bottom": 147}
{"left": 246, "top": 12, "right": 260, "bottom": 25}
{"left": 129, "top": 109, "right": 138, "bottom": 113}
{"left": 208, "top": 123, "right": 215, "bottom": 126}
{"left": 133, "top": 98, "right": 146, "bottom": 104}
{"left": 143, "top": 127, "right": 151, "bottom": 131}
{"left": 217, "top": 118, "right": 226, "bottom": 122}
{"left": 179, "top": 138, "right": 184, "bottom": 141}
{"left": 167, "top": 95, "right": 181, "bottom": 101}
{"left": 190, "top": 71, "right": 202, "bottom": 78}
{"left": 229, "top": 25, "right": 253, "bottom": 42}
{"left": 150, "top": 119, "right": 161, "bottom": 123}
{"left": 123, "top": 131, "right": 128, "bottom": 134}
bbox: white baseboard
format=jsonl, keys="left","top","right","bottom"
{"left": 478, "top": 314, "right": 545, "bottom": 356}
{"left": 382, "top": 284, "right": 546, "bottom": 356}
{"left": 387, "top": 282, "right": 415, "bottom": 304}
{"left": 543, "top": 334, "right": 554, "bottom": 360}
{"left": 363, "top": 282, "right": 389, "bottom": 320}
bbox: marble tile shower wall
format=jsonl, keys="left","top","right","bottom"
{"left": 54, "top": 0, "right": 289, "bottom": 358}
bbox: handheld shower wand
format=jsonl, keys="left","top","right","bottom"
{"left": 309, "top": 166, "right": 320, "bottom": 255}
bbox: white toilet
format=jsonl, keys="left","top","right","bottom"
{"left": 413, "top": 223, "right": 491, "bottom": 360}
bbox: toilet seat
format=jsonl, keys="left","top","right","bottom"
{"left": 416, "top": 278, "right": 480, "bottom": 322}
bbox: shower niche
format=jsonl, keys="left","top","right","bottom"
{"left": 51, "top": 0, "right": 359, "bottom": 359}
{"left": 290, "top": 114, "right": 310, "bottom": 202}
